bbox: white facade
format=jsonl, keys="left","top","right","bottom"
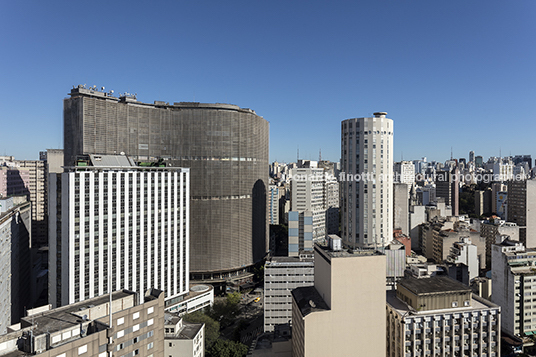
{"left": 341, "top": 112, "right": 394, "bottom": 249}
{"left": 492, "top": 161, "right": 514, "bottom": 181}
{"left": 290, "top": 168, "right": 326, "bottom": 240}
{"left": 447, "top": 237, "right": 479, "bottom": 281}
{"left": 491, "top": 241, "right": 536, "bottom": 337}
{"left": 49, "top": 163, "right": 190, "bottom": 308}
{"left": 264, "top": 256, "right": 314, "bottom": 332}
{"left": 394, "top": 161, "right": 415, "bottom": 185}
{"left": 165, "top": 316, "right": 205, "bottom": 357}
{"left": 268, "top": 185, "right": 281, "bottom": 225}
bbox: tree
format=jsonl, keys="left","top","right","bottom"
{"left": 227, "top": 291, "right": 242, "bottom": 306}
{"left": 182, "top": 311, "right": 220, "bottom": 347}
{"left": 207, "top": 339, "right": 248, "bottom": 357}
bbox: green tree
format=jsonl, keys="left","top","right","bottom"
{"left": 227, "top": 291, "right": 242, "bottom": 306}
{"left": 207, "top": 339, "right": 248, "bottom": 357}
{"left": 182, "top": 311, "right": 220, "bottom": 347}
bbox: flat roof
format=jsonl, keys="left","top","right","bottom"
{"left": 386, "top": 290, "right": 499, "bottom": 317}
{"left": 291, "top": 286, "right": 329, "bottom": 317}
{"left": 27, "top": 291, "right": 134, "bottom": 335}
{"left": 399, "top": 276, "right": 471, "bottom": 295}
{"left": 314, "top": 243, "right": 383, "bottom": 260}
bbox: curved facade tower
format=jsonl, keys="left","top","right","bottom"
{"left": 340, "top": 112, "right": 393, "bottom": 249}
{"left": 64, "top": 87, "right": 269, "bottom": 277}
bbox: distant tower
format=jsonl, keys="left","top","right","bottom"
{"left": 469, "top": 151, "right": 475, "bottom": 163}
{"left": 341, "top": 112, "right": 394, "bottom": 249}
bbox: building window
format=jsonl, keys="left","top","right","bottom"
{"left": 78, "top": 345, "right": 87, "bottom": 355}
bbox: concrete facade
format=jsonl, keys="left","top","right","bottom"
{"left": 0, "top": 197, "right": 32, "bottom": 334}
{"left": 0, "top": 289, "right": 165, "bottom": 357}
{"left": 491, "top": 241, "right": 536, "bottom": 338}
{"left": 387, "top": 276, "right": 501, "bottom": 357}
{"left": 63, "top": 86, "right": 269, "bottom": 276}
{"left": 290, "top": 168, "right": 326, "bottom": 241}
{"left": 263, "top": 256, "right": 314, "bottom": 332}
{"left": 164, "top": 314, "right": 204, "bottom": 357}
{"left": 394, "top": 183, "right": 409, "bottom": 235}
{"left": 341, "top": 112, "right": 394, "bottom": 249}
{"left": 291, "top": 243, "right": 386, "bottom": 357}
{"left": 49, "top": 155, "right": 189, "bottom": 308}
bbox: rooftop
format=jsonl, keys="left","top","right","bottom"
{"left": 399, "top": 276, "right": 471, "bottom": 296}
{"left": 386, "top": 290, "right": 499, "bottom": 316}
{"left": 291, "top": 286, "right": 329, "bottom": 317}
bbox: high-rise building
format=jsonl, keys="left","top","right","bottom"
{"left": 287, "top": 211, "right": 313, "bottom": 255}
{"left": 435, "top": 168, "right": 459, "bottom": 216}
{"left": 290, "top": 168, "right": 326, "bottom": 240}
{"left": 393, "top": 183, "right": 409, "bottom": 236}
{"left": 268, "top": 185, "right": 281, "bottom": 225}
{"left": 264, "top": 254, "right": 314, "bottom": 332}
{"left": 291, "top": 241, "right": 386, "bottom": 357}
{"left": 340, "top": 112, "right": 394, "bottom": 249}
{"left": 0, "top": 196, "right": 31, "bottom": 334}
{"left": 49, "top": 154, "right": 190, "bottom": 308}
{"left": 507, "top": 179, "right": 536, "bottom": 247}
{"left": 393, "top": 161, "right": 415, "bottom": 185}
{"left": 0, "top": 157, "right": 47, "bottom": 246}
{"left": 63, "top": 86, "right": 269, "bottom": 280}
{"left": 469, "top": 150, "right": 475, "bottom": 163}
{"left": 387, "top": 276, "right": 501, "bottom": 357}
{"left": 492, "top": 240, "right": 536, "bottom": 340}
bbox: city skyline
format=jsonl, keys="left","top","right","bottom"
{"left": 1, "top": 1, "right": 536, "bottom": 163}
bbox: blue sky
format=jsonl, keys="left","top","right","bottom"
{"left": 1, "top": 0, "right": 535, "bottom": 163}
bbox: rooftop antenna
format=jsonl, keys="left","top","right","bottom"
{"left": 451, "top": 146, "right": 453, "bottom": 161}
{"left": 297, "top": 146, "right": 299, "bottom": 163}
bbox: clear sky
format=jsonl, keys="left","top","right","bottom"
{"left": 1, "top": 0, "right": 535, "bottom": 164}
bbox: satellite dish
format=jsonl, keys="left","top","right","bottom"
{"left": 101, "top": 87, "right": 105, "bottom": 91}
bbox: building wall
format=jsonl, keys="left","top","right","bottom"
{"left": 49, "top": 167, "right": 189, "bottom": 308}
{"left": 264, "top": 258, "right": 314, "bottom": 332}
{"left": 297, "top": 248, "right": 386, "bottom": 357}
{"left": 386, "top": 293, "right": 500, "bottom": 357}
{"left": 341, "top": 113, "right": 394, "bottom": 249}
{"left": 0, "top": 200, "right": 32, "bottom": 334}
{"left": 63, "top": 89, "right": 269, "bottom": 275}
{"left": 393, "top": 183, "right": 409, "bottom": 235}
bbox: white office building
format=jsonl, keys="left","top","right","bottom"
{"left": 49, "top": 155, "right": 190, "bottom": 308}
{"left": 491, "top": 240, "right": 536, "bottom": 339}
{"left": 394, "top": 161, "right": 415, "bottom": 186}
{"left": 264, "top": 255, "right": 314, "bottom": 332}
{"left": 290, "top": 168, "right": 326, "bottom": 240}
{"left": 341, "top": 112, "right": 394, "bottom": 249}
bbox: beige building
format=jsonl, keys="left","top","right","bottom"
{"left": 291, "top": 242, "right": 386, "bottom": 357}
{"left": 0, "top": 289, "right": 165, "bottom": 357}
{"left": 421, "top": 216, "right": 486, "bottom": 270}
{"left": 387, "top": 276, "right": 501, "bottom": 357}
{"left": 164, "top": 314, "right": 204, "bottom": 357}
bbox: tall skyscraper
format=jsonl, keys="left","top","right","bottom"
{"left": 341, "top": 112, "right": 394, "bottom": 249}
{"left": 63, "top": 86, "right": 269, "bottom": 280}
{"left": 49, "top": 154, "right": 190, "bottom": 308}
